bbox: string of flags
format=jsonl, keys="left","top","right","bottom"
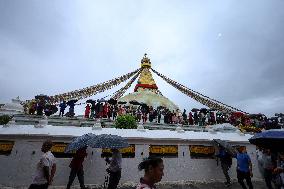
{"left": 151, "top": 68, "right": 246, "bottom": 114}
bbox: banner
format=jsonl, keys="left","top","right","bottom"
{"left": 51, "top": 142, "right": 75, "bottom": 158}
{"left": 0, "top": 141, "right": 14, "bottom": 156}
{"left": 101, "top": 144, "right": 135, "bottom": 158}
{"left": 189, "top": 145, "right": 215, "bottom": 159}
{"left": 149, "top": 145, "right": 178, "bottom": 158}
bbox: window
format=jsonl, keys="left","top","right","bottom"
{"left": 0, "top": 140, "right": 14, "bottom": 156}
{"left": 101, "top": 144, "right": 135, "bottom": 158}
{"left": 51, "top": 142, "right": 75, "bottom": 158}
{"left": 189, "top": 145, "right": 215, "bottom": 159}
{"left": 149, "top": 145, "right": 178, "bottom": 158}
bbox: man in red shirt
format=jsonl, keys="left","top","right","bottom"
{"left": 66, "top": 147, "right": 88, "bottom": 189}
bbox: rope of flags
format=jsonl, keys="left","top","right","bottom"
{"left": 151, "top": 68, "right": 247, "bottom": 114}
{"left": 112, "top": 70, "right": 142, "bottom": 99}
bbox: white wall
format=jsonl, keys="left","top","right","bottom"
{"left": 0, "top": 136, "right": 261, "bottom": 187}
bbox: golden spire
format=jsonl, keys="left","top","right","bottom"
{"left": 141, "top": 53, "right": 151, "bottom": 68}
{"left": 135, "top": 54, "right": 158, "bottom": 93}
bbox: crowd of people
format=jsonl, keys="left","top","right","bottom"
{"left": 28, "top": 140, "right": 284, "bottom": 189}
{"left": 25, "top": 97, "right": 284, "bottom": 132}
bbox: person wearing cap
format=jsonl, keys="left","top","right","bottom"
{"left": 235, "top": 146, "right": 253, "bottom": 189}
{"left": 29, "top": 140, "right": 56, "bottom": 189}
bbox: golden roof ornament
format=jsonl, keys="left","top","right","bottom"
{"left": 141, "top": 53, "right": 151, "bottom": 68}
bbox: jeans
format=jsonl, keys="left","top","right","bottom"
{"left": 221, "top": 163, "right": 231, "bottom": 183}
{"left": 66, "top": 167, "right": 85, "bottom": 189}
{"left": 107, "top": 170, "right": 121, "bottom": 189}
{"left": 237, "top": 170, "right": 253, "bottom": 189}
{"left": 264, "top": 169, "right": 273, "bottom": 189}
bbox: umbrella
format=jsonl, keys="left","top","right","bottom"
{"left": 118, "top": 101, "right": 127, "bottom": 104}
{"left": 108, "top": 98, "right": 117, "bottom": 105}
{"left": 191, "top": 108, "right": 199, "bottom": 112}
{"left": 249, "top": 129, "right": 284, "bottom": 151}
{"left": 98, "top": 98, "right": 107, "bottom": 103}
{"left": 249, "top": 114, "right": 264, "bottom": 119}
{"left": 87, "top": 134, "right": 129, "bottom": 149}
{"left": 200, "top": 108, "right": 208, "bottom": 114}
{"left": 67, "top": 99, "right": 78, "bottom": 106}
{"left": 129, "top": 100, "right": 141, "bottom": 106}
{"left": 213, "top": 139, "right": 237, "bottom": 157}
{"left": 35, "top": 94, "right": 50, "bottom": 101}
{"left": 86, "top": 99, "right": 95, "bottom": 104}
{"left": 65, "top": 133, "right": 95, "bottom": 153}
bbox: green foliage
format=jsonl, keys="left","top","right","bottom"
{"left": 0, "top": 115, "right": 11, "bottom": 125}
{"left": 115, "top": 114, "right": 137, "bottom": 129}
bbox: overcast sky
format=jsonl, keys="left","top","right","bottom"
{"left": 0, "top": 0, "right": 284, "bottom": 116}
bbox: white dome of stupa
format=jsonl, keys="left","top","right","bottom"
{"left": 0, "top": 97, "right": 24, "bottom": 115}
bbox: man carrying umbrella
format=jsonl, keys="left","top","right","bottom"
{"left": 216, "top": 146, "right": 232, "bottom": 187}
{"left": 105, "top": 149, "right": 122, "bottom": 189}
{"left": 66, "top": 147, "right": 89, "bottom": 189}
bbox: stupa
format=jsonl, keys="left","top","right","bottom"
{"left": 118, "top": 54, "right": 179, "bottom": 110}
{"left": 0, "top": 97, "right": 24, "bottom": 115}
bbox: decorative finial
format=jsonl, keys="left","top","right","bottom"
{"left": 141, "top": 53, "right": 151, "bottom": 68}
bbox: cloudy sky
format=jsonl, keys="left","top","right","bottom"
{"left": 0, "top": 0, "right": 284, "bottom": 116}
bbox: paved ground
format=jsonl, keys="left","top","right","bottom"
{"left": 1, "top": 181, "right": 267, "bottom": 189}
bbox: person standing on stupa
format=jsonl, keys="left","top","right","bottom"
{"left": 84, "top": 104, "right": 91, "bottom": 118}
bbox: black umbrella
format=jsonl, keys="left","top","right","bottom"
{"left": 118, "top": 101, "right": 127, "bottom": 104}
{"left": 98, "top": 98, "right": 107, "bottom": 103}
{"left": 200, "top": 108, "right": 208, "bottom": 114}
{"left": 249, "top": 130, "right": 284, "bottom": 151}
{"left": 108, "top": 98, "right": 117, "bottom": 105}
{"left": 191, "top": 108, "right": 199, "bottom": 112}
{"left": 129, "top": 100, "right": 141, "bottom": 106}
{"left": 157, "top": 106, "right": 165, "bottom": 109}
{"left": 248, "top": 114, "right": 264, "bottom": 119}
{"left": 213, "top": 139, "right": 237, "bottom": 157}
{"left": 86, "top": 99, "right": 95, "bottom": 104}
{"left": 35, "top": 94, "right": 50, "bottom": 101}
{"left": 67, "top": 99, "right": 78, "bottom": 106}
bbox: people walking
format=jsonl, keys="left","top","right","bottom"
{"left": 136, "top": 157, "right": 164, "bottom": 189}
{"left": 105, "top": 149, "right": 122, "bottom": 189}
{"left": 29, "top": 140, "right": 56, "bottom": 189}
{"left": 217, "top": 146, "right": 232, "bottom": 187}
{"left": 235, "top": 146, "right": 254, "bottom": 189}
{"left": 66, "top": 147, "right": 88, "bottom": 189}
